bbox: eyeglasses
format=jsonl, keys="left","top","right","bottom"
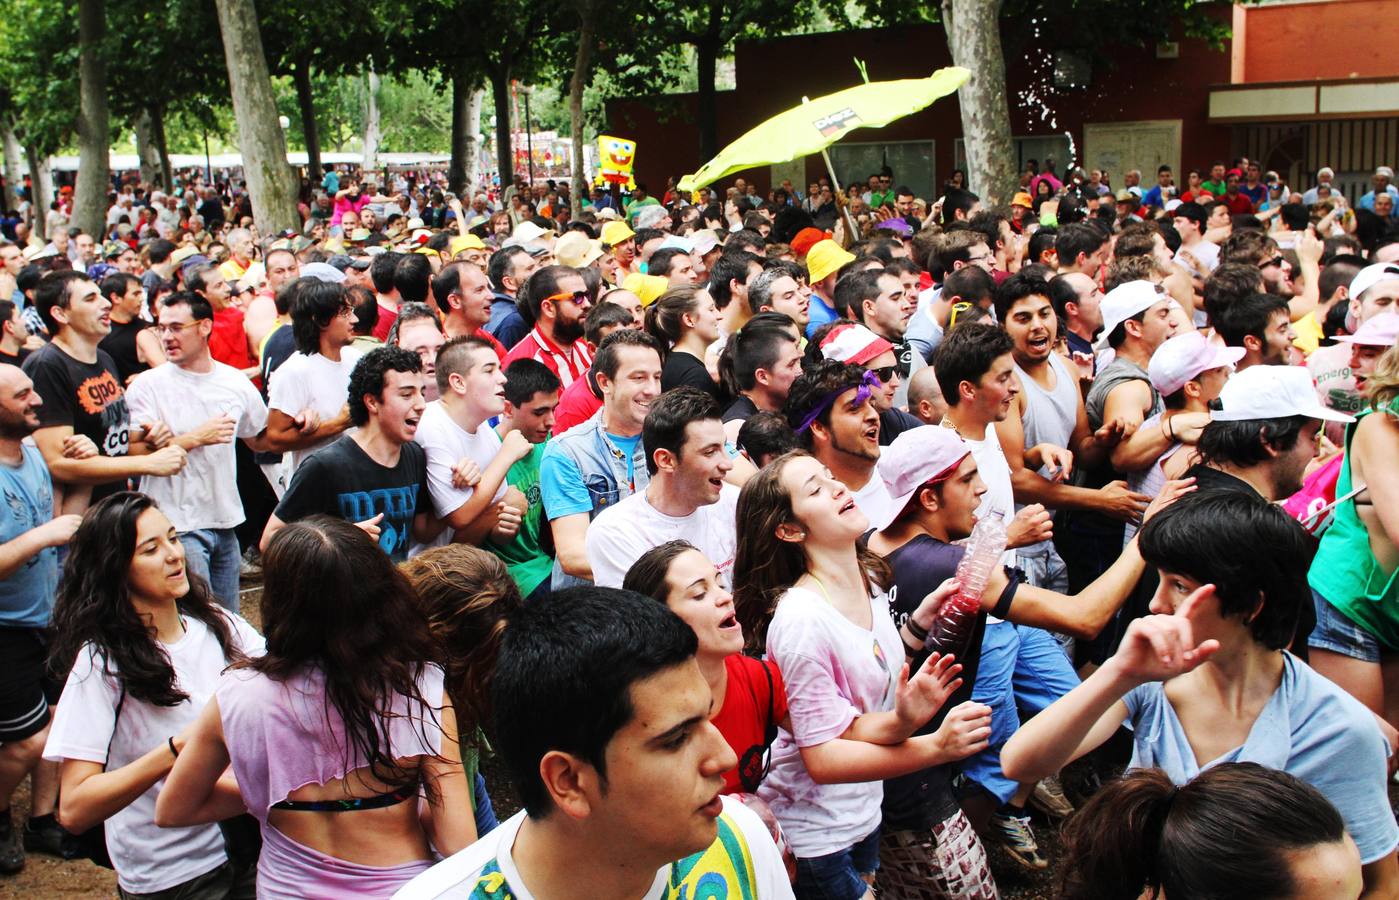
{"left": 543, "top": 290, "right": 589, "bottom": 306}
{"left": 155, "top": 322, "right": 200, "bottom": 335}
{"left": 948, "top": 301, "right": 973, "bottom": 328}
{"left": 1259, "top": 256, "right": 1286, "bottom": 269}
{"left": 870, "top": 365, "right": 898, "bottom": 384}
{"left": 335, "top": 304, "right": 355, "bottom": 319}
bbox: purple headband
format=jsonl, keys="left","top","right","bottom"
{"left": 796, "top": 370, "right": 880, "bottom": 433}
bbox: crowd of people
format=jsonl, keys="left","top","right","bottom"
{"left": 0, "top": 152, "right": 1396, "bottom": 900}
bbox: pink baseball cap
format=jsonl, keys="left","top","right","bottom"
{"left": 1148, "top": 331, "right": 1245, "bottom": 396}
{"left": 874, "top": 426, "right": 972, "bottom": 531}
{"left": 819, "top": 323, "right": 894, "bottom": 367}
{"left": 1335, "top": 311, "right": 1399, "bottom": 347}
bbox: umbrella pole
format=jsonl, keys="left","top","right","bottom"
{"left": 821, "top": 146, "right": 860, "bottom": 248}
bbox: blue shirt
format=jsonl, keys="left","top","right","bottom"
{"left": 805, "top": 294, "right": 838, "bottom": 338}
{"left": 0, "top": 446, "right": 58, "bottom": 627}
{"left": 321, "top": 171, "right": 340, "bottom": 195}
{"left": 540, "top": 432, "right": 641, "bottom": 519}
{"left": 1123, "top": 652, "right": 1399, "bottom": 864}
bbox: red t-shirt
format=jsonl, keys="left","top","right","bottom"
{"left": 372, "top": 302, "right": 399, "bottom": 342}
{"left": 210, "top": 307, "right": 254, "bottom": 372}
{"left": 502, "top": 327, "right": 593, "bottom": 390}
{"left": 551, "top": 371, "right": 602, "bottom": 436}
{"left": 713, "top": 655, "right": 788, "bottom": 795}
{"left": 475, "top": 328, "right": 507, "bottom": 361}
{"left": 1223, "top": 192, "right": 1255, "bottom": 215}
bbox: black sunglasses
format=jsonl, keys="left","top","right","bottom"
{"left": 870, "top": 365, "right": 898, "bottom": 384}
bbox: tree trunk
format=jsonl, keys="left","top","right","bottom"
{"left": 695, "top": 32, "right": 721, "bottom": 162}
{"left": 292, "top": 58, "right": 321, "bottom": 177}
{"left": 463, "top": 86, "right": 482, "bottom": 198}
{"left": 941, "top": 0, "right": 1017, "bottom": 206}
{"left": 24, "top": 145, "right": 51, "bottom": 241}
{"left": 448, "top": 61, "right": 470, "bottom": 195}
{"left": 363, "top": 64, "right": 380, "bottom": 177}
{"left": 72, "top": 0, "right": 110, "bottom": 237}
{"left": 490, "top": 68, "right": 513, "bottom": 192}
{"left": 1, "top": 123, "right": 21, "bottom": 213}
{"left": 569, "top": 2, "right": 596, "bottom": 219}
{"left": 211, "top": 0, "right": 300, "bottom": 233}
{"left": 134, "top": 108, "right": 162, "bottom": 188}
{"left": 150, "top": 104, "right": 173, "bottom": 191}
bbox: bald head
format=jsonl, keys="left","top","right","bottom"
{"left": 907, "top": 365, "right": 947, "bottom": 425}
{"left": 0, "top": 363, "right": 42, "bottom": 439}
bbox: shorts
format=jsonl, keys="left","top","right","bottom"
{"left": 878, "top": 809, "right": 999, "bottom": 899}
{"left": 0, "top": 627, "right": 60, "bottom": 743}
{"left": 794, "top": 828, "right": 879, "bottom": 900}
{"left": 1308, "top": 587, "right": 1383, "bottom": 663}
{"left": 117, "top": 860, "right": 256, "bottom": 900}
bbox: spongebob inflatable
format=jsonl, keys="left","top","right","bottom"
{"left": 594, "top": 135, "right": 637, "bottom": 191}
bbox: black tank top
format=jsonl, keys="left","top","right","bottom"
{"left": 99, "top": 318, "right": 149, "bottom": 383}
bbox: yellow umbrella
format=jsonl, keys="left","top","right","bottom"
{"left": 677, "top": 67, "right": 969, "bottom": 193}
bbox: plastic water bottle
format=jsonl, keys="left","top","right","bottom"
{"left": 925, "top": 516, "right": 1007, "bottom": 659}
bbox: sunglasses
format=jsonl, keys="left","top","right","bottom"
{"left": 1259, "top": 256, "right": 1286, "bottom": 269}
{"left": 543, "top": 290, "right": 589, "bottom": 306}
{"left": 870, "top": 365, "right": 898, "bottom": 384}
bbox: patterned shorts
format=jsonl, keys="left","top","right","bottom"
{"left": 877, "top": 809, "right": 999, "bottom": 900}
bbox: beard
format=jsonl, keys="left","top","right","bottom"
{"left": 555, "top": 315, "right": 587, "bottom": 344}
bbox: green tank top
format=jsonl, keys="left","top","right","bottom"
{"left": 1309, "top": 395, "right": 1399, "bottom": 648}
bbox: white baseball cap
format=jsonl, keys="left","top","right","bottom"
{"left": 874, "top": 427, "right": 973, "bottom": 531}
{"left": 1348, "top": 263, "right": 1399, "bottom": 304}
{"left": 511, "top": 220, "right": 550, "bottom": 244}
{"left": 690, "top": 229, "right": 721, "bottom": 257}
{"left": 1094, "top": 280, "right": 1167, "bottom": 351}
{"left": 1212, "top": 365, "right": 1353, "bottom": 423}
{"left": 659, "top": 234, "right": 695, "bottom": 254}
{"left": 1148, "top": 331, "right": 1245, "bottom": 396}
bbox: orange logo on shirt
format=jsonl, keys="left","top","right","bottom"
{"left": 77, "top": 371, "right": 123, "bottom": 416}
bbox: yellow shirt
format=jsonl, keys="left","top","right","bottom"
{"left": 1293, "top": 312, "right": 1324, "bottom": 357}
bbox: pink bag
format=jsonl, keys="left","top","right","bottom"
{"left": 1284, "top": 453, "right": 1344, "bottom": 537}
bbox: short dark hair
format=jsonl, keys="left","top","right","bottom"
{"left": 491, "top": 586, "right": 697, "bottom": 816}
{"left": 33, "top": 270, "right": 91, "bottom": 333}
{"left": 730, "top": 318, "right": 799, "bottom": 392}
{"left": 594, "top": 327, "right": 662, "bottom": 382}
{"left": 503, "top": 358, "right": 561, "bottom": 408}
{"left": 737, "top": 411, "right": 797, "bottom": 465}
{"left": 1055, "top": 222, "right": 1107, "bottom": 265}
{"left": 642, "top": 387, "right": 722, "bottom": 477}
{"left": 290, "top": 279, "right": 347, "bottom": 355}
{"left": 1028, "top": 227, "right": 1058, "bottom": 265}
{"left": 941, "top": 265, "right": 994, "bottom": 306}
{"left": 1279, "top": 203, "right": 1310, "bottom": 232}
{"left": 347, "top": 345, "right": 422, "bottom": 427}
{"left": 488, "top": 246, "right": 530, "bottom": 293}
{"left": 932, "top": 321, "right": 1013, "bottom": 406}
{"left": 583, "top": 301, "right": 633, "bottom": 347}
{"left": 1203, "top": 263, "right": 1265, "bottom": 321}
{"left": 1213, "top": 292, "right": 1289, "bottom": 349}
{"left": 783, "top": 358, "right": 868, "bottom": 449}
{"left": 347, "top": 285, "right": 379, "bottom": 337}
{"left": 160, "top": 290, "right": 213, "bottom": 322}
{"left": 1318, "top": 256, "right": 1365, "bottom": 303}
{"left": 1140, "top": 490, "right": 1314, "bottom": 650}
{"left": 993, "top": 270, "right": 1052, "bottom": 323}
{"left": 833, "top": 268, "right": 886, "bottom": 321}
{"left": 370, "top": 250, "right": 403, "bottom": 294}
{"left": 1047, "top": 274, "right": 1081, "bottom": 326}
{"left": 100, "top": 271, "right": 141, "bottom": 300}
{"left": 1198, "top": 413, "right": 1310, "bottom": 469}
{"left": 393, "top": 253, "right": 433, "bottom": 305}
{"left": 725, "top": 229, "right": 766, "bottom": 256}
{"left": 647, "top": 247, "right": 689, "bottom": 279}
{"left": 1220, "top": 229, "right": 1275, "bottom": 267}
{"left": 708, "top": 250, "right": 762, "bottom": 311}
{"left": 184, "top": 264, "right": 221, "bottom": 296}
{"left": 146, "top": 238, "right": 177, "bottom": 266}
{"left": 430, "top": 260, "right": 478, "bottom": 317}
{"left": 941, "top": 187, "right": 979, "bottom": 226}
{"left": 522, "top": 265, "right": 578, "bottom": 323}
{"left": 434, "top": 335, "right": 496, "bottom": 395}
{"left": 1172, "top": 201, "right": 1207, "bottom": 229}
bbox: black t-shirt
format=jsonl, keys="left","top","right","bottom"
{"left": 661, "top": 351, "right": 723, "bottom": 403}
{"left": 22, "top": 342, "right": 131, "bottom": 500}
{"left": 722, "top": 395, "right": 758, "bottom": 424}
{"left": 0, "top": 346, "right": 31, "bottom": 368}
{"left": 881, "top": 533, "right": 990, "bottom": 831}
{"left": 879, "top": 407, "right": 923, "bottom": 446}
{"left": 274, "top": 434, "right": 428, "bottom": 562}
{"left": 99, "top": 318, "right": 150, "bottom": 384}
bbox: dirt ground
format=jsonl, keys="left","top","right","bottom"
{"left": 3, "top": 583, "right": 1392, "bottom": 898}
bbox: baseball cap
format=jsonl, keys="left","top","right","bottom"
{"left": 601, "top": 220, "right": 635, "bottom": 248}
{"left": 1348, "top": 263, "right": 1399, "bottom": 304}
{"left": 555, "top": 231, "right": 604, "bottom": 268}
{"left": 807, "top": 239, "right": 855, "bottom": 285}
{"left": 595, "top": 207, "right": 620, "bottom": 221}
{"left": 300, "top": 262, "right": 346, "bottom": 284}
{"left": 818, "top": 322, "right": 894, "bottom": 367}
{"left": 874, "top": 427, "right": 973, "bottom": 531}
{"left": 1094, "top": 280, "right": 1166, "bottom": 351}
{"left": 179, "top": 254, "right": 212, "bottom": 276}
{"left": 1148, "top": 331, "right": 1245, "bottom": 396}
{"left": 690, "top": 229, "right": 721, "bottom": 257}
{"left": 327, "top": 254, "right": 369, "bottom": 273}
{"left": 659, "top": 234, "right": 696, "bottom": 254}
{"left": 1212, "top": 365, "right": 1352, "bottom": 423}
{"left": 448, "top": 234, "right": 487, "bottom": 256}
{"left": 1335, "top": 311, "right": 1399, "bottom": 347}
{"left": 621, "top": 272, "right": 669, "bottom": 307}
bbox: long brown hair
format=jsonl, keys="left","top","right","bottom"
{"left": 732, "top": 451, "right": 891, "bottom": 652}
{"left": 400, "top": 545, "right": 522, "bottom": 750}
{"left": 1367, "top": 341, "right": 1399, "bottom": 409}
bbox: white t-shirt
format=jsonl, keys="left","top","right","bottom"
{"left": 758, "top": 584, "right": 902, "bottom": 857}
{"left": 1175, "top": 238, "right": 1219, "bottom": 274}
{"left": 392, "top": 796, "right": 794, "bottom": 900}
{"left": 851, "top": 469, "right": 897, "bottom": 530}
{"left": 44, "top": 614, "right": 266, "bottom": 894}
{"left": 125, "top": 361, "right": 269, "bottom": 531}
{"left": 586, "top": 483, "right": 739, "bottom": 589}
{"left": 413, "top": 399, "right": 506, "bottom": 520}
{"left": 266, "top": 348, "right": 362, "bottom": 473}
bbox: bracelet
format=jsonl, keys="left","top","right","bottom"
{"left": 904, "top": 617, "right": 929, "bottom": 643}
{"left": 1164, "top": 416, "right": 1175, "bottom": 442}
{"left": 901, "top": 637, "right": 923, "bottom": 658}
{"left": 168, "top": 736, "right": 179, "bottom": 759}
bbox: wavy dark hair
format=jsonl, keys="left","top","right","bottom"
{"left": 400, "top": 545, "right": 522, "bottom": 752}
{"left": 48, "top": 492, "right": 246, "bottom": 706}
{"left": 732, "top": 451, "right": 891, "bottom": 652}
{"left": 622, "top": 539, "right": 698, "bottom": 603}
{"left": 236, "top": 516, "right": 442, "bottom": 790}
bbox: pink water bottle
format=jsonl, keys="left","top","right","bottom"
{"left": 925, "top": 517, "right": 1007, "bottom": 659}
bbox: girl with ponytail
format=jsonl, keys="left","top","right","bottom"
{"left": 645, "top": 285, "right": 725, "bottom": 402}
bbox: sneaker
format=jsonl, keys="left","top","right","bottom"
{"left": 990, "top": 811, "right": 1049, "bottom": 870}
{"left": 23, "top": 815, "right": 67, "bottom": 858}
{"left": 0, "top": 815, "right": 22, "bottom": 875}
{"left": 1028, "top": 775, "right": 1075, "bottom": 820}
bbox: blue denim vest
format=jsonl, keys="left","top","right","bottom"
{"left": 546, "top": 410, "right": 650, "bottom": 589}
